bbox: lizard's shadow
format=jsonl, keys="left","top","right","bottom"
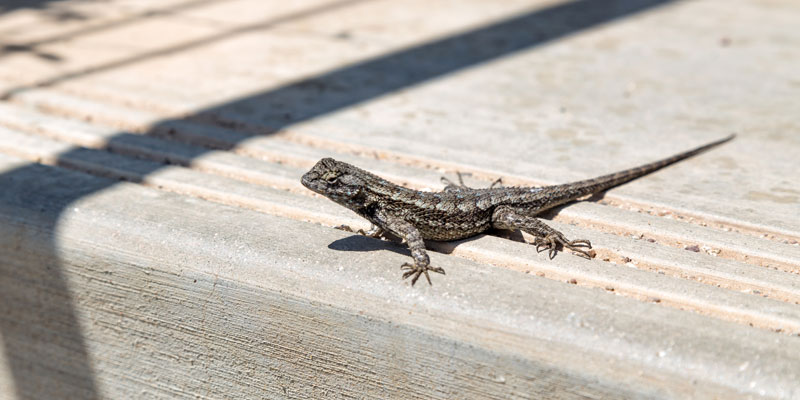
{"left": 327, "top": 229, "right": 523, "bottom": 257}
{"left": 327, "top": 228, "right": 526, "bottom": 256}
{"left": 328, "top": 234, "right": 412, "bottom": 257}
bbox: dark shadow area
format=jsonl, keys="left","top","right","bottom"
{"left": 0, "top": 0, "right": 233, "bottom": 62}
{"left": 0, "top": 0, "right": 374, "bottom": 98}
{"left": 327, "top": 231, "right": 519, "bottom": 259}
{"left": 160, "top": 0, "right": 682, "bottom": 139}
{"left": 0, "top": 0, "right": 89, "bottom": 21}
{"left": 2, "top": 0, "right": 227, "bottom": 45}
{"left": 0, "top": 163, "right": 110, "bottom": 399}
{"left": 0, "top": 0, "right": 678, "bottom": 397}
{"left": 329, "top": 235, "right": 410, "bottom": 257}
{"left": 1, "top": 1, "right": 66, "bottom": 14}
{"left": 0, "top": 43, "right": 62, "bottom": 62}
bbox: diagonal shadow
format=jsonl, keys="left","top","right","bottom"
{"left": 0, "top": 0, "right": 374, "bottom": 97}
{"left": 184, "top": 0, "right": 679, "bottom": 137}
{"left": 1, "top": 0, "right": 227, "bottom": 46}
{"left": 0, "top": 1, "right": 64, "bottom": 14}
{"left": 0, "top": 0, "right": 678, "bottom": 397}
{"left": 0, "top": 0, "right": 91, "bottom": 23}
{"left": 0, "top": 0, "right": 233, "bottom": 63}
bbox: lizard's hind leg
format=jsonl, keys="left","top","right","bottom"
{"left": 492, "top": 206, "right": 593, "bottom": 259}
{"left": 441, "top": 172, "right": 503, "bottom": 192}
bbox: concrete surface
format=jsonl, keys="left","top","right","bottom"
{"left": 1, "top": 0, "right": 799, "bottom": 398}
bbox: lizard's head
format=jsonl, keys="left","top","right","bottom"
{"left": 301, "top": 158, "right": 366, "bottom": 207}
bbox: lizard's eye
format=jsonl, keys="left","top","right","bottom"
{"left": 325, "top": 175, "right": 338, "bottom": 184}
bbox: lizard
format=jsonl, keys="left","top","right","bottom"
{"left": 301, "top": 135, "right": 734, "bottom": 286}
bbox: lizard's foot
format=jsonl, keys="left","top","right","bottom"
{"left": 335, "top": 224, "right": 357, "bottom": 233}
{"left": 534, "top": 233, "right": 593, "bottom": 259}
{"left": 336, "top": 224, "right": 384, "bottom": 238}
{"left": 441, "top": 172, "right": 469, "bottom": 192}
{"left": 441, "top": 172, "right": 503, "bottom": 191}
{"left": 401, "top": 262, "right": 446, "bottom": 286}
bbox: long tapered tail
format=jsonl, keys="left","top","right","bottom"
{"left": 544, "top": 134, "right": 735, "bottom": 207}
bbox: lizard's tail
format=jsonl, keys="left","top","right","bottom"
{"left": 546, "top": 134, "right": 735, "bottom": 206}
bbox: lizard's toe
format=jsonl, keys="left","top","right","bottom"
{"left": 533, "top": 237, "right": 548, "bottom": 253}
{"left": 568, "top": 239, "right": 592, "bottom": 248}
{"left": 535, "top": 233, "right": 591, "bottom": 259}
{"left": 428, "top": 266, "right": 446, "bottom": 275}
{"left": 335, "top": 224, "right": 355, "bottom": 232}
{"left": 563, "top": 238, "right": 594, "bottom": 259}
{"left": 402, "top": 268, "right": 420, "bottom": 280}
{"left": 421, "top": 269, "right": 431, "bottom": 285}
{"left": 401, "top": 263, "right": 422, "bottom": 284}
{"left": 547, "top": 236, "right": 559, "bottom": 259}
{"left": 400, "top": 263, "right": 442, "bottom": 286}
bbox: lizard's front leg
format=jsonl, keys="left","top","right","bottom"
{"left": 492, "top": 206, "right": 593, "bottom": 259}
{"left": 375, "top": 211, "right": 445, "bottom": 286}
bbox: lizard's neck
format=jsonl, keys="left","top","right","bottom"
{"left": 350, "top": 167, "right": 422, "bottom": 205}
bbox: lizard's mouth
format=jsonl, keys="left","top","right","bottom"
{"left": 300, "top": 171, "right": 327, "bottom": 195}
{"left": 300, "top": 172, "right": 318, "bottom": 192}
{"left": 300, "top": 171, "right": 317, "bottom": 192}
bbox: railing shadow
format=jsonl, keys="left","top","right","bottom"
{"left": 0, "top": 0, "right": 374, "bottom": 94}
{"left": 1, "top": 1, "right": 69, "bottom": 14}
{"left": 0, "top": 0, "right": 678, "bottom": 397}
{"left": 0, "top": 1, "right": 90, "bottom": 26}
{"left": 0, "top": 0, "right": 233, "bottom": 63}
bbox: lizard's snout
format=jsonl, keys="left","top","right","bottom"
{"left": 301, "top": 172, "right": 314, "bottom": 188}
{"left": 301, "top": 171, "right": 322, "bottom": 194}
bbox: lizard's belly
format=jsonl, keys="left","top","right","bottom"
{"left": 416, "top": 218, "right": 492, "bottom": 241}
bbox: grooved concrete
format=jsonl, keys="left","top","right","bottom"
{"left": 1, "top": 0, "right": 799, "bottom": 398}
{"left": 2, "top": 154, "right": 798, "bottom": 399}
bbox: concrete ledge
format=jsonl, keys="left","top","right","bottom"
{"left": 1, "top": 0, "right": 799, "bottom": 398}
{"left": 2, "top": 155, "right": 799, "bottom": 398}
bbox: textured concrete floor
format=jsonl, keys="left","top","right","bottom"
{"left": 0, "top": 0, "right": 799, "bottom": 398}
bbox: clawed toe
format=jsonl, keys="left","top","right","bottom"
{"left": 572, "top": 249, "right": 594, "bottom": 259}
{"left": 401, "top": 268, "right": 420, "bottom": 280}
{"left": 567, "top": 239, "right": 592, "bottom": 248}
{"left": 532, "top": 235, "right": 593, "bottom": 259}
{"left": 428, "top": 266, "right": 446, "bottom": 274}
{"left": 400, "top": 263, "right": 445, "bottom": 286}
{"left": 565, "top": 239, "right": 593, "bottom": 259}
{"left": 335, "top": 224, "right": 355, "bottom": 232}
